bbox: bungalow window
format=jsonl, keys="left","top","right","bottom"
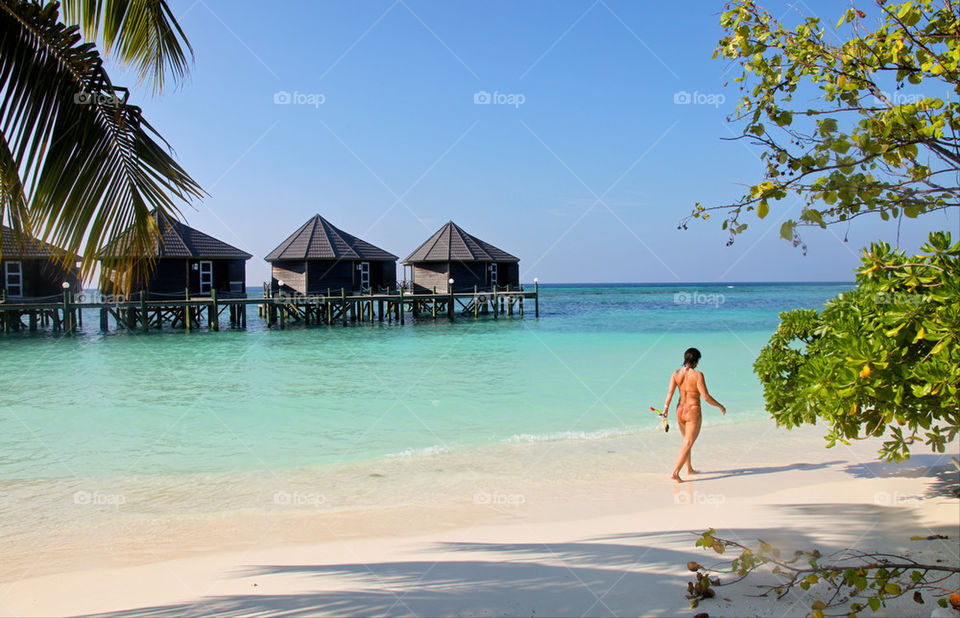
{"left": 489, "top": 263, "right": 498, "bottom": 287}
{"left": 199, "top": 261, "right": 212, "bottom": 294}
{"left": 358, "top": 261, "right": 370, "bottom": 292}
{"left": 5, "top": 261, "right": 22, "bottom": 297}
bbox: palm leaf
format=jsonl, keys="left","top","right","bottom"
{"left": 63, "top": 0, "right": 193, "bottom": 93}
{"left": 0, "top": 0, "right": 203, "bottom": 286}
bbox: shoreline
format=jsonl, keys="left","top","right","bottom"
{"left": 2, "top": 419, "right": 957, "bottom": 616}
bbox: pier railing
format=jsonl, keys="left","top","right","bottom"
{"left": 0, "top": 281, "right": 540, "bottom": 334}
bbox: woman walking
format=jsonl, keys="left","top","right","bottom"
{"left": 662, "top": 348, "right": 725, "bottom": 482}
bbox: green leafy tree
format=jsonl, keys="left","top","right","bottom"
{"left": 685, "top": 0, "right": 959, "bottom": 246}
{"left": 0, "top": 0, "right": 202, "bottom": 284}
{"left": 754, "top": 231, "right": 959, "bottom": 462}
{"left": 686, "top": 529, "right": 960, "bottom": 616}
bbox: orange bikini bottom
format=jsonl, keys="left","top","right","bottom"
{"left": 677, "top": 403, "right": 701, "bottom": 423}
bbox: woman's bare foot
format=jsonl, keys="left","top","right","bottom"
{"left": 671, "top": 472, "right": 683, "bottom": 482}
{"left": 686, "top": 468, "right": 699, "bottom": 475}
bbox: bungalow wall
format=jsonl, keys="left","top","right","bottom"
{"left": 1, "top": 258, "right": 80, "bottom": 298}
{"left": 410, "top": 262, "right": 449, "bottom": 294}
{"left": 275, "top": 260, "right": 397, "bottom": 295}
{"left": 411, "top": 261, "right": 519, "bottom": 293}
{"left": 271, "top": 261, "right": 306, "bottom": 295}
{"left": 103, "top": 258, "right": 247, "bottom": 298}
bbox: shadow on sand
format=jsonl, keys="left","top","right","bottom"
{"left": 81, "top": 498, "right": 955, "bottom": 618}
{"left": 686, "top": 460, "right": 845, "bottom": 482}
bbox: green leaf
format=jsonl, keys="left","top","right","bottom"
{"left": 780, "top": 221, "right": 794, "bottom": 240}
{"left": 758, "top": 200, "right": 770, "bottom": 219}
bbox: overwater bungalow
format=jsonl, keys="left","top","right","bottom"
{"left": 402, "top": 221, "right": 519, "bottom": 294}
{"left": 1, "top": 226, "right": 81, "bottom": 299}
{"left": 99, "top": 212, "right": 252, "bottom": 298}
{"left": 265, "top": 214, "right": 398, "bottom": 295}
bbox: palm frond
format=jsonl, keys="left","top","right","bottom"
{"left": 0, "top": 130, "right": 31, "bottom": 257}
{"left": 0, "top": 0, "right": 204, "bottom": 286}
{"left": 63, "top": 0, "right": 193, "bottom": 93}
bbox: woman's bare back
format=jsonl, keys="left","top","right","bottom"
{"left": 676, "top": 368, "right": 702, "bottom": 413}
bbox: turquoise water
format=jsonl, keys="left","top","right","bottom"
{"left": 0, "top": 283, "right": 849, "bottom": 481}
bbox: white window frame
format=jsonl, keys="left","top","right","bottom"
{"left": 489, "top": 263, "right": 498, "bottom": 287}
{"left": 358, "top": 261, "right": 370, "bottom": 291}
{"left": 199, "top": 260, "right": 213, "bottom": 294}
{"left": 5, "top": 261, "right": 23, "bottom": 298}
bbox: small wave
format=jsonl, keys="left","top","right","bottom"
{"left": 385, "top": 445, "right": 452, "bottom": 458}
{"left": 504, "top": 426, "right": 652, "bottom": 444}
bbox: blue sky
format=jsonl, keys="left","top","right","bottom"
{"left": 118, "top": 0, "right": 957, "bottom": 284}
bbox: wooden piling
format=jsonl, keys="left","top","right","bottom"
{"left": 62, "top": 290, "right": 71, "bottom": 334}
{"left": 534, "top": 280, "right": 539, "bottom": 317}
{"left": 140, "top": 291, "right": 149, "bottom": 332}
{"left": 211, "top": 289, "right": 219, "bottom": 331}
{"left": 185, "top": 287, "right": 192, "bottom": 332}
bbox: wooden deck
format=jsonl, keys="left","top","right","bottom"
{"left": 0, "top": 285, "right": 539, "bottom": 334}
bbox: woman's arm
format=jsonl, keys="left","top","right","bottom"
{"left": 663, "top": 372, "right": 678, "bottom": 413}
{"left": 697, "top": 373, "right": 726, "bottom": 415}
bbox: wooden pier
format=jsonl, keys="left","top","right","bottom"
{"left": 0, "top": 283, "right": 539, "bottom": 334}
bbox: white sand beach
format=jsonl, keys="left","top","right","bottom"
{"left": 2, "top": 420, "right": 958, "bottom": 617}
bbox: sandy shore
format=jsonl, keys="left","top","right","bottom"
{"left": 2, "top": 421, "right": 958, "bottom": 617}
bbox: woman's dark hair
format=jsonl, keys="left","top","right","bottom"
{"left": 683, "top": 347, "right": 701, "bottom": 367}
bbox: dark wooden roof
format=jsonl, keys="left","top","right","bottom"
{"left": 1, "top": 226, "right": 77, "bottom": 260}
{"left": 265, "top": 214, "right": 398, "bottom": 262}
{"left": 403, "top": 221, "right": 518, "bottom": 263}
{"left": 100, "top": 212, "right": 252, "bottom": 260}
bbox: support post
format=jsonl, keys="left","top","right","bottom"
{"left": 535, "top": 280, "right": 539, "bottom": 317}
{"left": 399, "top": 288, "right": 405, "bottom": 325}
{"left": 140, "top": 290, "right": 149, "bottom": 332}
{"left": 211, "top": 289, "right": 219, "bottom": 331}
{"left": 62, "top": 290, "right": 72, "bottom": 334}
{"left": 185, "top": 287, "right": 191, "bottom": 332}
{"left": 474, "top": 285, "right": 479, "bottom": 319}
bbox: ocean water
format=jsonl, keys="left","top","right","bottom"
{"left": 0, "top": 283, "right": 848, "bottom": 481}
{"left": 0, "top": 282, "right": 852, "bottom": 576}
